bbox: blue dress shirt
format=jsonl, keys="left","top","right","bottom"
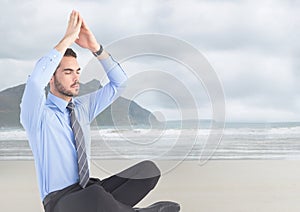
{"left": 20, "top": 49, "right": 127, "bottom": 200}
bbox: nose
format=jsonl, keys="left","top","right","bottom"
{"left": 73, "top": 72, "right": 80, "bottom": 82}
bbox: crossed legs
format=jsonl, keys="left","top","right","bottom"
{"left": 50, "top": 160, "right": 161, "bottom": 212}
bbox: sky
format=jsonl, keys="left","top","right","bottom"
{"left": 0, "top": 0, "right": 299, "bottom": 122}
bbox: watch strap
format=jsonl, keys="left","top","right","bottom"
{"left": 92, "top": 45, "right": 103, "bottom": 57}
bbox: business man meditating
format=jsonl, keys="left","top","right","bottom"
{"left": 20, "top": 10, "right": 180, "bottom": 212}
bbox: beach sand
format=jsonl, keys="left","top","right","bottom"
{"left": 1, "top": 160, "right": 300, "bottom": 212}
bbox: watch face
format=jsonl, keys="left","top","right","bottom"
{"left": 93, "top": 45, "right": 103, "bottom": 56}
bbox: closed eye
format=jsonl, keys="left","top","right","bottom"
{"left": 63, "top": 68, "right": 81, "bottom": 75}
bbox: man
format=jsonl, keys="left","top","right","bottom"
{"left": 20, "top": 10, "right": 180, "bottom": 212}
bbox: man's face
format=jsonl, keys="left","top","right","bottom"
{"left": 51, "top": 56, "right": 81, "bottom": 99}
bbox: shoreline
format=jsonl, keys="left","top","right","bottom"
{"left": 1, "top": 160, "right": 300, "bottom": 212}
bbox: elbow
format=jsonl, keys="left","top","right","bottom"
{"left": 115, "top": 80, "right": 127, "bottom": 94}
{"left": 113, "top": 73, "right": 128, "bottom": 89}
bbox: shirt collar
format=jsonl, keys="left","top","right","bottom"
{"left": 47, "top": 92, "right": 72, "bottom": 113}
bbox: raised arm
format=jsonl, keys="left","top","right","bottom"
{"left": 84, "top": 55, "right": 128, "bottom": 122}
{"left": 20, "top": 10, "right": 83, "bottom": 130}
{"left": 72, "top": 16, "right": 128, "bottom": 122}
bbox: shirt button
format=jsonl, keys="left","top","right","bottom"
{"left": 42, "top": 66, "right": 46, "bottom": 69}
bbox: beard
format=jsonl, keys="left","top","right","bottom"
{"left": 54, "top": 76, "right": 79, "bottom": 97}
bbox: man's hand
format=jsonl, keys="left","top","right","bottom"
{"left": 55, "top": 11, "right": 108, "bottom": 59}
{"left": 55, "top": 10, "right": 82, "bottom": 53}
{"left": 76, "top": 14, "right": 109, "bottom": 59}
{"left": 75, "top": 18, "right": 100, "bottom": 52}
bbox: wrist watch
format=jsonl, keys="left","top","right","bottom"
{"left": 92, "top": 45, "right": 103, "bottom": 57}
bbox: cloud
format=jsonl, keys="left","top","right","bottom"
{"left": 0, "top": 58, "right": 35, "bottom": 90}
{"left": 0, "top": 0, "right": 299, "bottom": 121}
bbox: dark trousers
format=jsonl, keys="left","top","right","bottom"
{"left": 43, "top": 160, "right": 161, "bottom": 212}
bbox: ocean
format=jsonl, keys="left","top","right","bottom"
{"left": 1, "top": 121, "right": 300, "bottom": 161}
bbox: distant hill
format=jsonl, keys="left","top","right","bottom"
{"left": 0, "top": 80, "right": 160, "bottom": 128}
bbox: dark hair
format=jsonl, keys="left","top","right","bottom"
{"left": 54, "top": 48, "right": 77, "bottom": 73}
{"left": 64, "top": 48, "right": 77, "bottom": 58}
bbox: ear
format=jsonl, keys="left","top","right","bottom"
{"left": 49, "top": 75, "right": 54, "bottom": 93}
{"left": 49, "top": 74, "right": 56, "bottom": 89}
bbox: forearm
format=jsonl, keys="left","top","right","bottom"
{"left": 95, "top": 49, "right": 109, "bottom": 60}
{"left": 55, "top": 36, "right": 74, "bottom": 54}
{"left": 100, "top": 55, "right": 128, "bottom": 87}
{"left": 84, "top": 55, "right": 128, "bottom": 122}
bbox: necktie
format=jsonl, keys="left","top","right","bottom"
{"left": 67, "top": 101, "right": 90, "bottom": 188}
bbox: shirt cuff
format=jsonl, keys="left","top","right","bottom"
{"left": 49, "top": 48, "right": 63, "bottom": 64}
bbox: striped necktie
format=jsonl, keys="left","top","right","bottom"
{"left": 67, "top": 101, "right": 90, "bottom": 188}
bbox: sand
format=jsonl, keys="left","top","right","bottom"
{"left": 1, "top": 160, "right": 300, "bottom": 212}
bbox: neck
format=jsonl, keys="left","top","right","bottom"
{"left": 49, "top": 90, "right": 72, "bottom": 102}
